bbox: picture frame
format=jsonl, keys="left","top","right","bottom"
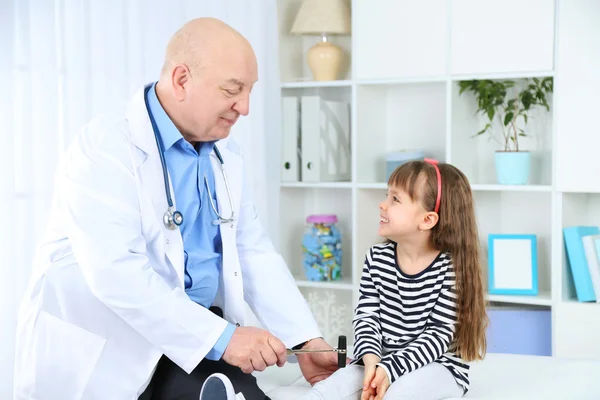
{"left": 488, "top": 234, "right": 538, "bottom": 296}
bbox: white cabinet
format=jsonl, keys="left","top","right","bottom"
{"left": 555, "top": 0, "right": 600, "bottom": 192}
{"left": 451, "top": 0, "right": 555, "bottom": 75}
{"left": 276, "top": 0, "right": 599, "bottom": 358}
{"left": 354, "top": 0, "right": 448, "bottom": 80}
{"left": 555, "top": 302, "right": 600, "bottom": 359}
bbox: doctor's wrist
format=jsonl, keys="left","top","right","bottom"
{"left": 292, "top": 337, "right": 322, "bottom": 350}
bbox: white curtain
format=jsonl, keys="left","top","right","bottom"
{"left": 0, "top": 0, "right": 281, "bottom": 396}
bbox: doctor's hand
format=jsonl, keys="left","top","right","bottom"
{"left": 296, "top": 338, "right": 349, "bottom": 386}
{"left": 222, "top": 326, "right": 287, "bottom": 374}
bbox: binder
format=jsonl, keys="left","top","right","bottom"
{"left": 281, "top": 97, "right": 300, "bottom": 182}
{"left": 300, "top": 95, "right": 351, "bottom": 182}
{"left": 583, "top": 234, "right": 600, "bottom": 302}
{"left": 563, "top": 226, "right": 599, "bottom": 302}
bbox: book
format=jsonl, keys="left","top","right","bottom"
{"left": 582, "top": 234, "right": 600, "bottom": 303}
{"left": 563, "top": 226, "right": 599, "bottom": 302}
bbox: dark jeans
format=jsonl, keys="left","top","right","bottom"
{"left": 139, "top": 307, "right": 270, "bottom": 400}
{"left": 138, "top": 355, "right": 270, "bottom": 400}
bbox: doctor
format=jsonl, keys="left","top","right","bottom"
{"left": 13, "top": 17, "right": 339, "bottom": 400}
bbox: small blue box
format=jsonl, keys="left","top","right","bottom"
{"left": 385, "top": 150, "right": 425, "bottom": 181}
{"left": 486, "top": 308, "right": 551, "bottom": 356}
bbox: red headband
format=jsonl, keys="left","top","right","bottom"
{"left": 424, "top": 158, "right": 441, "bottom": 214}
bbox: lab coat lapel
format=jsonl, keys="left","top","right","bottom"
{"left": 211, "top": 143, "right": 245, "bottom": 324}
{"left": 126, "top": 85, "right": 186, "bottom": 287}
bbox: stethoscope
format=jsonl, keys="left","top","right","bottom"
{"left": 144, "top": 85, "right": 235, "bottom": 230}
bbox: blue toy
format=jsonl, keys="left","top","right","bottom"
{"left": 302, "top": 215, "right": 342, "bottom": 281}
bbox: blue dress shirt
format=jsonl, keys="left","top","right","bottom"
{"left": 146, "top": 82, "right": 235, "bottom": 360}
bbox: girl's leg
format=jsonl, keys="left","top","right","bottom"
{"left": 299, "top": 365, "right": 365, "bottom": 400}
{"left": 383, "top": 362, "right": 464, "bottom": 400}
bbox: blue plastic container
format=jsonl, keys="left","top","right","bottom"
{"left": 495, "top": 151, "right": 531, "bottom": 185}
{"left": 385, "top": 150, "right": 425, "bottom": 181}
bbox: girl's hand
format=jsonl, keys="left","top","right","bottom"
{"left": 360, "top": 354, "right": 380, "bottom": 400}
{"left": 370, "top": 366, "right": 390, "bottom": 400}
{"left": 361, "top": 363, "right": 377, "bottom": 400}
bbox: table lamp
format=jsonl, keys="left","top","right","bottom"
{"left": 290, "top": 0, "right": 351, "bottom": 81}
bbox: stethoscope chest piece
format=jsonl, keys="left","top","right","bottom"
{"left": 144, "top": 84, "right": 234, "bottom": 230}
{"left": 163, "top": 208, "right": 183, "bottom": 230}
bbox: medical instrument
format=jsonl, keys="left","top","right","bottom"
{"left": 143, "top": 85, "right": 235, "bottom": 229}
{"left": 286, "top": 335, "right": 347, "bottom": 368}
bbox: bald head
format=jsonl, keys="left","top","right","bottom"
{"left": 155, "top": 17, "right": 258, "bottom": 144}
{"left": 161, "top": 17, "right": 254, "bottom": 77}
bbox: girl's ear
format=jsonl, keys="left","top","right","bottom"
{"left": 420, "top": 211, "right": 439, "bottom": 231}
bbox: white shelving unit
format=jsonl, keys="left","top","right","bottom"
{"left": 275, "top": 0, "right": 600, "bottom": 358}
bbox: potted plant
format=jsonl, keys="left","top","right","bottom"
{"left": 458, "top": 77, "right": 553, "bottom": 185}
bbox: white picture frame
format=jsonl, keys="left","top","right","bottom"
{"left": 488, "top": 234, "right": 538, "bottom": 296}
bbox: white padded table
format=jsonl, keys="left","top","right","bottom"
{"left": 254, "top": 353, "right": 600, "bottom": 399}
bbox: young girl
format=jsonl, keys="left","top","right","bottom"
{"left": 301, "top": 159, "right": 488, "bottom": 400}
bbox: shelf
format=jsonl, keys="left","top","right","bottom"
{"left": 355, "top": 183, "right": 552, "bottom": 192}
{"left": 559, "top": 188, "right": 600, "bottom": 194}
{"left": 470, "top": 184, "right": 552, "bottom": 192}
{"left": 356, "top": 76, "right": 447, "bottom": 85}
{"left": 451, "top": 70, "right": 555, "bottom": 81}
{"left": 561, "top": 193, "right": 600, "bottom": 303}
{"left": 487, "top": 291, "right": 552, "bottom": 306}
{"left": 281, "top": 182, "right": 353, "bottom": 189}
{"left": 560, "top": 299, "right": 600, "bottom": 307}
{"left": 279, "top": 187, "right": 352, "bottom": 283}
{"left": 357, "top": 183, "right": 387, "bottom": 190}
{"left": 280, "top": 80, "right": 353, "bottom": 89}
{"left": 356, "top": 81, "right": 447, "bottom": 183}
{"left": 295, "top": 278, "right": 354, "bottom": 291}
{"left": 279, "top": 72, "right": 556, "bottom": 87}
{"left": 450, "top": 79, "right": 554, "bottom": 186}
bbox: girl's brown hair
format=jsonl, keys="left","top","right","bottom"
{"left": 388, "top": 160, "right": 488, "bottom": 361}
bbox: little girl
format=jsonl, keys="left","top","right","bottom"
{"left": 301, "top": 159, "right": 488, "bottom": 400}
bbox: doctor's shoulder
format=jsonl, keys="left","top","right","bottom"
{"left": 67, "top": 113, "right": 134, "bottom": 159}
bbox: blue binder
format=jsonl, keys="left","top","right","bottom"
{"left": 563, "top": 226, "right": 599, "bottom": 302}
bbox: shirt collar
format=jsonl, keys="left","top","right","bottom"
{"left": 146, "top": 81, "right": 183, "bottom": 151}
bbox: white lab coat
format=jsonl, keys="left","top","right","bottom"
{"left": 13, "top": 84, "right": 321, "bottom": 400}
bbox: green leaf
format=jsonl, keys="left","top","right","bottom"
{"left": 504, "top": 112, "right": 514, "bottom": 126}
{"left": 476, "top": 123, "right": 491, "bottom": 136}
{"left": 487, "top": 108, "right": 495, "bottom": 121}
{"left": 523, "top": 114, "right": 528, "bottom": 124}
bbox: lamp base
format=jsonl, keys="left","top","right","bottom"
{"left": 307, "top": 40, "right": 343, "bottom": 81}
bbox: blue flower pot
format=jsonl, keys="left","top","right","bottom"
{"left": 494, "top": 151, "right": 531, "bottom": 185}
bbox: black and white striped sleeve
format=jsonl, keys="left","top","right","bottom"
{"left": 352, "top": 250, "right": 383, "bottom": 361}
{"left": 377, "top": 285, "right": 457, "bottom": 383}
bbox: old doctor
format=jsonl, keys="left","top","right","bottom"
{"left": 14, "top": 17, "right": 338, "bottom": 400}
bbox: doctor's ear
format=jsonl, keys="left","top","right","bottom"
{"left": 171, "top": 64, "right": 191, "bottom": 102}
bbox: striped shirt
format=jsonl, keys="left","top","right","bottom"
{"left": 350, "top": 242, "right": 469, "bottom": 393}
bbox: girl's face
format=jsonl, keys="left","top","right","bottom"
{"left": 378, "top": 186, "right": 428, "bottom": 240}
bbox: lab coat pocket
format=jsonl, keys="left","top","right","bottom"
{"left": 28, "top": 311, "right": 106, "bottom": 400}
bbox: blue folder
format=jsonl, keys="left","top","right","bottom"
{"left": 563, "top": 226, "right": 599, "bottom": 302}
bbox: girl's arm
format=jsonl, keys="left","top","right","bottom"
{"left": 352, "top": 249, "right": 383, "bottom": 361}
{"left": 377, "top": 284, "right": 457, "bottom": 384}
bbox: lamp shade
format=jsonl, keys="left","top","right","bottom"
{"left": 290, "top": 0, "right": 351, "bottom": 35}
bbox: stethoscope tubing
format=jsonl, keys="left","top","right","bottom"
{"left": 143, "top": 84, "right": 234, "bottom": 229}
